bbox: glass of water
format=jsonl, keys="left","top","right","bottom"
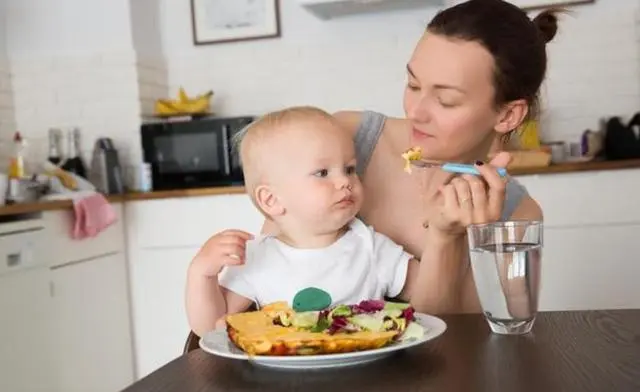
{"left": 467, "top": 220, "right": 543, "bottom": 335}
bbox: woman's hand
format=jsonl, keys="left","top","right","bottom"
{"left": 429, "top": 152, "right": 512, "bottom": 237}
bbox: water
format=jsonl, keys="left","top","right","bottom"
{"left": 469, "top": 242, "right": 542, "bottom": 334}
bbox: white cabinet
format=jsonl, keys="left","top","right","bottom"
{"left": 42, "top": 206, "right": 134, "bottom": 392}
{"left": 125, "top": 194, "right": 264, "bottom": 379}
{"left": 44, "top": 205, "right": 125, "bottom": 268}
{"left": 538, "top": 224, "right": 640, "bottom": 311}
{"left": 129, "top": 247, "right": 199, "bottom": 379}
{"left": 515, "top": 169, "right": 640, "bottom": 311}
{"left": 49, "top": 251, "right": 134, "bottom": 392}
{"left": 125, "top": 194, "right": 264, "bottom": 249}
{"left": 0, "top": 219, "right": 54, "bottom": 392}
{"left": 0, "top": 267, "right": 54, "bottom": 392}
{"left": 516, "top": 169, "right": 640, "bottom": 227}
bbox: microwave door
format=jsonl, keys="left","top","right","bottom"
{"left": 150, "top": 126, "right": 227, "bottom": 189}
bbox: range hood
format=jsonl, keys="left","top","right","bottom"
{"left": 298, "top": 0, "right": 445, "bottom": 20}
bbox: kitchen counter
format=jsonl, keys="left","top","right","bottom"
{"left": 0, "top": 195, "right": 127, "bottom": 217}
{"left": 0, "top": 186, "right": 246, "bottom": 217}
{"left": 508, "top": 158, "right": 640, "bottom": 176}
{"left": 2, "top": 158, "right": 639, "bottom": 217}
{"left": 124, "top": 185, "right": 246, "bottom": 201}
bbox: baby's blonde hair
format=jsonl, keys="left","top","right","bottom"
{"left": 236, "top": 106, "right": 339, "bottom": 218}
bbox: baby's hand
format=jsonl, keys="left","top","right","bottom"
{"left": 190, "top": 229, "right": 254, "bottom": 277}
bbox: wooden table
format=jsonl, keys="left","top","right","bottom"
{"left": 122, "top": 310, "right": 640, "bottom": 392}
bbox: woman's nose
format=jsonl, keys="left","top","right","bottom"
{"left": 407, "top": 95, "right": 431, "bottom": 123}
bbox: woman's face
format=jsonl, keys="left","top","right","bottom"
{"left": 403, "top": 33, "right": 505, "bottom": 161}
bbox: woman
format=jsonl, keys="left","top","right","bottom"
{"left": 331, "top": 0, "right": 557, "bottom": 314}
{"left": 193, "top": 0, "right": 558, "bottom": 316}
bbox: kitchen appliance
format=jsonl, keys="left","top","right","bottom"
{"left": 89, "top": 138, "right": 125, "bottom": 194}
{"left": 140, "top": 115, "right": 254, "bottom": 190}
{"left": 603, "top": 114, "right": 640, "bottom": 160}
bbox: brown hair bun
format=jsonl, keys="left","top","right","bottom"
{"left": 533, "top": 10, "right": 559, "bottom": 44}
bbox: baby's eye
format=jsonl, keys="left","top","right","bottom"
{"left": 345, "top": 165, "right": 357, "bottom": 175}
{"left": 314, "top": 169, "right": 329, "bottom": 178}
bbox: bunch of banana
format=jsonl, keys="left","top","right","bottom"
{"left": 154, "top": 88, "right": 214, "bottom": 117}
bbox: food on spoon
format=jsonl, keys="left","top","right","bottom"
{"left": 401, "top": 146, "right": 423, "bottom": 173}
{"left": 225, "top": 299, "right": 426, "bottom": 356}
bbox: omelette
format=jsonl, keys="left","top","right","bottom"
{"left": 225, "top": 300, "right": 425, "bottom": 356}
{"left": 401, "top": 146, "right": 423, "bottom": 173}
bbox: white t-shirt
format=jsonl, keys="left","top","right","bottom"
{"left": 218, "top": 218, "right": 414, "bottom": 308}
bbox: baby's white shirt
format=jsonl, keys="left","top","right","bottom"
{"left": 218, "top": 218, "right": 414, "bottom": 308}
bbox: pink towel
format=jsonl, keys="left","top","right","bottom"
{"left": 71, "top": 192, "right": 117, "bottom": 239}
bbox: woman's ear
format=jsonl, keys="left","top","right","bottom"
{"left": 495, "top": 99, "right": 529, "bottom": 135}
{"left": 254, "top": 185, "right": 285, "bottom": 216}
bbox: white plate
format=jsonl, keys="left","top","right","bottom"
{"left": 199, "top": 312, "right": 447, "bottom": 370}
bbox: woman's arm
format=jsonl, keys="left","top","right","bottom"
{"left": 406, "top": 229, "right": 470, "bottom": 314}
{"left": 332, "top": 110, "right": 363, "bottom": 137}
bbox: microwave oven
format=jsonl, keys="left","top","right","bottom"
{"left": 140, "top": 115, "right": 255, "bottom": 190}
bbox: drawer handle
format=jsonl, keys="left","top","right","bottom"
{"left": 7, "top": 252, "right": 22, "bottom": 267}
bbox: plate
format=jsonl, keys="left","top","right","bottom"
{"left": 199, "top": 312, "right": 447, "bottom": 370}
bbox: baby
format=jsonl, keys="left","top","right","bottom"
{"left": 186, "top": 106, "right": 427, "bottom": 337}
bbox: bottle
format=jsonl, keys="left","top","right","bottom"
{"left": 61, "top": 127, "right": 87, "bottom": 178}
{"left": 47, "top": 128, "right": 62, "bottom": 165}
{"left": 6, "top": 131, "right": 26, "bottom": 204}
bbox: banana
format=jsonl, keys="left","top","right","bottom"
{"left": 178, "top": 87, "right": 189, "bottom": 104}
{"left": 154, "top": 88, "right": 214, "bottom": 117}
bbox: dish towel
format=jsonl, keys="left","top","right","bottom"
{"left": 72, "top": 192, "right": 117, "bottom": 239}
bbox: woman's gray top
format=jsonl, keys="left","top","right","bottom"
{"left": 353, "top": 110, "right": 527, "bottom": 221}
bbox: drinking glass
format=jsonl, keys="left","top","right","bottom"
{"left": 467, "top": 220, "right": 543, "bottom": 335}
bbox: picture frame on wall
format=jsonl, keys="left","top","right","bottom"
{"left": 191, "top": 0, "right": 281, "bottom": 45}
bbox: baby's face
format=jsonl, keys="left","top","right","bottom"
{"left": 269, "top": 119, "right": 363, "bottom": 232}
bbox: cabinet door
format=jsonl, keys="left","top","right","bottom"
{"left": 127, "top": 194, "right": 264, "bottom": 248}
{"left": 129, "top": 247, "right": 199, "bottom": 379}
{"left": 0, "top": 268, "right": 55, "bottom": 392}
{"left": 538, "top": 224, "right": 640, "bottom": 311}
{"left": 50, "top": 252, "right": 134, "bottom": 392}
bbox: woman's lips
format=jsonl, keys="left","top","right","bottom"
{"left": 412, "top": 127, "right": 434, "bottom": 139}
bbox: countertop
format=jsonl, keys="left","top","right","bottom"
{"left": 2, "top": 158, "right": 639, "bottom": 217}
{"left": 507, "top": 157, "right": 640, "bottom": 176}
{"left": 0, "top": 186, "right": 246, "bottom": 217}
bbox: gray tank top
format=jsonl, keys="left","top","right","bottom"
{"left": 353, "top": 111, "right": 527, "bottom": 221}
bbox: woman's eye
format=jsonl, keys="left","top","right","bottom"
{"left": 407, "top": 83, "right": 420, "bottom": 91}
{"left": 314, "top": 169, "right": 329, "bottom": 177}
{"left": 438, "top": 98, "right": 456, "bottom": 108}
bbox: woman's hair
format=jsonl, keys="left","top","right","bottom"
{"left": 427, "top": 0, "right": 560, "bottom": 124}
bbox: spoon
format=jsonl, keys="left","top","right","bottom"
{"left": 410, "top": 159, "right": 508, "bottom": 177}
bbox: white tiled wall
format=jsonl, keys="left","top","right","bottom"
{"left": 161, "top": 0, "right": 430, "bottom": 118}
{"left": 137, "top": 60, "right": 169, "bottom": 119}
{"left": 8, "top": 52, "right": 142, "bottom": 171}
{"left": 538, "top": 2, "right": 640, "bottom": 143}
{"left": 0, "top": 0, "right": 639, "bottom": 172}
{"left": 161, "top": 0, "right": 640, "bottom": 146}
{"left": 0, "top": 58, "right": 17, "bottom": 171}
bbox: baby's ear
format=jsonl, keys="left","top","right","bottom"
{"left": 255, "top": 185, "right": 285, "bottom": 216}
